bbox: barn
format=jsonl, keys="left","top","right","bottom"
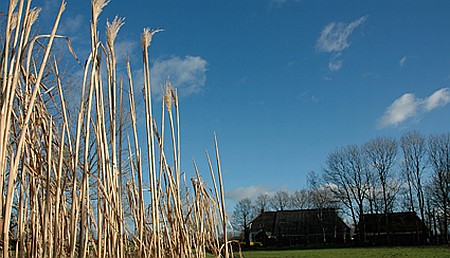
{"left": 358, "top": 212, "right": 428, "bottom": 245}
{"left": 249, "top": 208, "right": 350, "bottom": 246}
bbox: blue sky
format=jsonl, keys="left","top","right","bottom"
{"left": 18, "top": 0, "right": 450, "bottom": 206}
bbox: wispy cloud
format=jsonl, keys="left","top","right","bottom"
{"left": 114, "top": 39, "right": 138, "bottom": 64}
{"left": 226, "top": 185, "right": 273, "bottom": 201}
{"left": 151, "top": 55, "right": 208, "bottom": 97}
{"left": 399, "top": 56, "right": 408, "bottom": 67}
{"left": 299, "top": 91, "right": 320, "bottom": 103}
{"left": 316, "top": 16, "right": 367, "bottom": 71}
{"left": 58, "top": 14, "right": 84, "bottom": 35}
{"left": 316, "top": 16, "right": 367, "bottom": 53}
{"left": 378, "top": 88, "right": 450, "bottom": 128}
{"left": 328, "top": 59, "right": 343, "bottom": 71}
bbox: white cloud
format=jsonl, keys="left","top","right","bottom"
{"left": 424, "top": 88, "right": 450, "bottom": 111}
{"left": 151, "top": 56, "right": 207, "bottom": 97}
{"left": 399, "top": 56, "right": 407, "bottom": 67}
{"left": 378, "top": 88, "right": 450, "bottom": 128}
{"left": 226, "top": 185, "right": 272, "bottom": 201}
{"left": 378, "top": 93, "right": 419, "bottom": 128}
{"left": 316, "top": 16, "right": 367, "bottom": 72}
{"left": 316, "top": 16, "right": 367, "bottom": 53}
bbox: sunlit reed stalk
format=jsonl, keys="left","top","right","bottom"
{"left": 214, "top": 134, "right": 229, "bottom": 258}
{"left": 126, "top": 58, "right": 147, "bottom": 257}
{"left": 141, "top": 26, "right": 163, "bottom": 257}
{"left": 107, "top": 16, "right": 127, "bottom": 258}
{"left": 42, "top": 117, "right": 53, "bottom": 258}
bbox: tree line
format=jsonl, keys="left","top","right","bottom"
{"left": 233, "top": 131, "right": 450, "bottom": 244}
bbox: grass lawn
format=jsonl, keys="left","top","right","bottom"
{"left": 227, "top": 246, "right": 450, "bottom": 258}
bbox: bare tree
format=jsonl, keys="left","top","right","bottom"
{"left": 365, "top": 160, "right": 383, "bottom": 214}
{"left": 424, "top": 182, "right": 439, "bottom": 243}
{"left": 324, "top": 145, "right": 369, "bottom": 242}
{"left": 307, "top": 171, "right": 337, "bottom": 209}
{"left": 364, "top": 137, "right": 399, "bottom": 245}
{"left": 307, "top": 171, "right": 338, "bottom": 243}
{"left": 364, "top": 137, "right": 399, "bottom": 214}
{"left": 255, "top": 193, "right": 270, "bottom": 213}
{"left": 400, "top": 131, "right": 427, "bottom": 222}
{"left": 428, "top": 133, "right": 450, "bottom": 244}
{"left": 232, "top": 198, "right": 255, "bottom": 246}
{"left": 270, "top": 190, "right": 290, "bottom": 211}
{"left": 290, "top": 189, "right": 311, "bottom": 210}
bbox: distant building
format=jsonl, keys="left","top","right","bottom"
{"left": 358, "top": 212, "right": 428, "bottom": 245}
{"left": 249, "top": 208, "right": 350, "bottom": 246}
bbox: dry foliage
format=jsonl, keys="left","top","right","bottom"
{"left": 0, "top": 1, "right": 236, "bottom": 257}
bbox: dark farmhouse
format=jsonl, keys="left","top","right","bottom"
{"left": 249, "top": 209, "right": 350, "bottom": 246}
{"left": 358, "top": 212, "right": 428, "bottom": 246}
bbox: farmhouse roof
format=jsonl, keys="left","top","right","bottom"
{"left": 361, "top": 212, "right": 428, "bottom": 234}
{"left": 250, "top": 208, "right": 349, "bottom": 237}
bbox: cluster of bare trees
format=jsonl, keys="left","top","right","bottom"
{"left": 321, "top": 132, "right": 450, "bottom": 244}
{"left": 233, "top": 131, "right": 450, "bottom": 244}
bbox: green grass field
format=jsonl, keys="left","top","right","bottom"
{"left": 228, "top": 246, "right": 450, "bottom": 258}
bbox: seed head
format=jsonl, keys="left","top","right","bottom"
{"left": 164, "top": 80, "right": 173, "bottom": 113}
{"left": 141, "top": 27, "right": 163, "bottom": 48}
{"left": 92, "top": 0, "right": 109, "bottom": 23}
{"left": 11, "top": 0, "right": 18, "bottom": 10}
{"left": 9, "top": 12, "right": 19, "bottom": 32}
{"left": 26, "top": 8, "right": 41, "bottom": 28}
{"left": 106, "top": 16, "right": 125, "bottom": 50}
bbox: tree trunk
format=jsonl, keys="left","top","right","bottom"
{"left": 245, "top": 226, "right": 250, "bottom": 248}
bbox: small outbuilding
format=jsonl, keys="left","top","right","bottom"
{"left": 358, "top": 212, "right": 428, "bottom": 245}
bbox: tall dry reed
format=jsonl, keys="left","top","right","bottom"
{"left": 0, "top": 0, "right": 236, "bottom": 257}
